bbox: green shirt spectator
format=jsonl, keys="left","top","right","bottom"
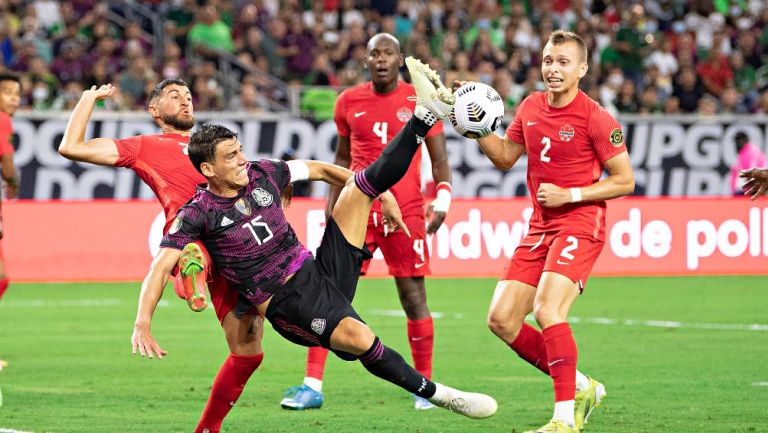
{"left": 188, "top": 5, "right": 234, "bottom": 54}
{"left": 301, "top": 87, "right": 338, "bottom": 121}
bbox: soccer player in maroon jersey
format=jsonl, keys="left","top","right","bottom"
{"left": 466, "top": 30, "right": 635, "bottom": 433}
{"left": 131, "top": 58, "right": 498, "bottom": 428}
{"left": 281, "top": 33, "right": 452, "bottom": 411}
{"left": 58, "top": 79, "right": 263, "bottom": 433}
{"left": 0, "top": 73, "right": 22, "bottom": 374}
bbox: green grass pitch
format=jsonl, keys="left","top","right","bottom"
{"left": 0, "top": 276, "right": 767, "bottom": 432}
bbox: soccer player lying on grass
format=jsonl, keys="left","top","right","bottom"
{"left": 131, "top": 58, "right": 497, "bottom": 429}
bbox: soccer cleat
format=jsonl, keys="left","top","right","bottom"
{"left": 524, "top": 419, "right": 579, "bottom": 433}
{"left": 178, "top": 243, "right": 209, "bottom": 312}
{"left": 414, "top": 395, "right": 435, "bottom": 410}
{"left": 280, "top": 384, "right": 323, "bottom": 410}
{"left": 405, "top": 56, "right": 455, "bottom": 121}
{"left": 428, "top": 384, "right": 497, "bottom": 419}
{"left": 574, "top": 376, "right": 606, "bottom": 430}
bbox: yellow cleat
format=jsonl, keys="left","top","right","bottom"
{"left": 404, "top": 56, "right": 455, "bottom": 120}
{"left": 524, "top": 419, "right": 579, "bottom": 433}
{"left": 574, "top": 376, "right": 606, "bottom": 430}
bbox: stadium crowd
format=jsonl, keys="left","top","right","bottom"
{"left": 1, "top": 0, "right": 768, "bottom": 116}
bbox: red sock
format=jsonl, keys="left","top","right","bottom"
{"left": 508, "top": 322, "right": 550, "bottom": 375}
{"left": 195, "top": 352, "right": 263, "bottom": 433}
{"left": 0, "top": 278, "right": 7, "bottom": 300}
{"left": 407, "top": 317, "right": 434, "bottom": 379}
{"left": 305, "top": 346, "right": 329, "bottom": 380}
{"left": 542, "top": 322, "right": 578, "bottom": 402}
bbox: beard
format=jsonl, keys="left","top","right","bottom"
{"left": 161, "top": 111, "right": 195, "bottom": 131}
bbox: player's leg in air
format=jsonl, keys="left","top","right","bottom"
{"left": 173, "top": 242, "right": 267, "bottom": 433}
{"left": 308, "top": 57, "right": 497, "bottom": 418}
{"left": 487, "top": 234, "right": 605, "bottom": 432}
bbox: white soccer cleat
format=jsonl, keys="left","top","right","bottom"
{"left": 405, "top": 56, "right": 455, "bottom": 122}
{"left": 428, "top": 383, "right": 498, "bottom": 419}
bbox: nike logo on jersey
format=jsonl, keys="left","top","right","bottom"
{"left": 556, "top": 260, "right": 570, "bottom": 265}
{"left": 221, "top": 216, "right": 234, "bottom": 227}
{"left": 414, "top": 263, "right": 426, "bottom": 269}
{"left": 354, "top": 111, "right": 366, "bottom": 118}
{"left": 527, "top": 121, "right": 538, "bottom": 126}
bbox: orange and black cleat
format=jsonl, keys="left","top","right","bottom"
{"left": 177, "top": 243, "right": 209, "bottom": 312}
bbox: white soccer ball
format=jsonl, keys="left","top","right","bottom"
{"left": 449, "top": 82, "right": 505, "bottom": 139}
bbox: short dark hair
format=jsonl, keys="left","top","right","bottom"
{"left": 735, "top": 132, "right": 749, "bottom": 150}
{"left": 548, "top": 30, "right": 588, "bottom": 63}
{"left": 149, "top": 78, "right": 189, "bottom": 103}
{"left": 188, "top": 123, "right": 239, "bottom": 174}
{"left": 0, "top": 73, "right": 22, "bottom": 87}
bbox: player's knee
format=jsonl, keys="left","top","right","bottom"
{"left": 532, "top": 303, "right": 560, "bottom": 329}
{"left": 331, "top": 349, "right": 359, "bottom": 361}
{"left": 487, "top": 312, "right": 520, "bottom": 341}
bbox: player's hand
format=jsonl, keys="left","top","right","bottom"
{"left": 740, "top": 168, "right": 768, "bottom": 200}
{"left": 379, "top": 191, "right": 411, "bottom": 238}
{"left": 85, "top": 84, "right": 116, "bottom": 101}
{"left": 536, "top": 183, "right": 571, "bottom": 208}
{"left": 425, "top": 206, "right": 446, "bottom": 235}
{"left": 452, "top": 80, "right": 469, "bottom": 91}
{"left": 4, "top": 179, "right": 18, "bottom": 199}
{"left": 131, "top": 322, "right": 167, "bottom": 360}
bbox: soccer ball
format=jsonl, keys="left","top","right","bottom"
{"left": 449, "top": 82, "right": 505, "bottom": 139}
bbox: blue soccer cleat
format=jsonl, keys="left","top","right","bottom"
{"left": 280, "top": 384, "right": 323, "bottom": 410}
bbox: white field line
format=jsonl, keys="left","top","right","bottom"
{"left": 0, "top": 428, "right": 43, "bottom": 433}
{"left": 0, "top": 299, "right": 170, "bottom": 308}
{"left": 753, "top": 382, "right": 768, "bottom": 386}
{"left": 366, "top": 309, "right": 768, "bottom": 332}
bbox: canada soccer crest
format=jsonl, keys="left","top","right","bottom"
{"left": 396, "top": 107, "right": 413, "bottom": 122}
{"left": 559, "top": 124, "right": 575, "bottom": 142}
{"left": 251, "top": 188, "right": 273, "bottom": 206}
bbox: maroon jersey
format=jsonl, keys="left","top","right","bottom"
{"left": 114, "top": 133, "right": 205, "bottom": 233}
{"left": 506, "top": 91, "right": 627, "bottom": 241}
{"left": 161, "top": 160, "right": 312, "bottom": 305}
{"left": 335, "top": 81, "right": 444, "bottom": 216}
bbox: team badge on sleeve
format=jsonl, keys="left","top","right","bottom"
{"left": 610, "top": 128, "right": 624, "bottom": 147}
{"left": 311, "top": 318, "right": 326, "bottom": 335}
{"left": 559, "top": 124, "right": 575, "bottom": 142}
{"left": 251, "top": 188, "right": 274, "bottom": 206}
{"left": 169, "top": 217, "right": 182, "bottom": 234}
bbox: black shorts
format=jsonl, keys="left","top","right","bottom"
{"left": 265, "top": 217, "right": 373, "bottom": 349}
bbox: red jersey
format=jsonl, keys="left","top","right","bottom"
{"left": 0, "top": 112, "right": 14, "bottom": 156}
{"left": 506, "top": 91, "right": 627, "bottom": 241}
{"left": 335, "top": 81, "right": 444, "bottom": 216}
{"left": 114, "top": 133, "right": 205, "bottom": 233}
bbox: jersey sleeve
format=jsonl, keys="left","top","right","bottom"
{"left": 505, "top": 96, "right": 528, "bottom": 144}
{"left": 426, "top": 119, "right": 444, "bottom": 138}
{"left": 255, "top": 159, "right": 291, "bottom": 189}
{"left": 0, "top": 114, "right": 14, "bottom": 156}
{"left": 334, "top": 91, "right": 350, "bottom": 137}
{"left": 113, "top": 135, "right": 144, "bottom": 168}
{"left": 587, "top": 105, "right": 627, "bottom": 162}
{"left": 160, "top": 204, "right": 206, "bottom": 250}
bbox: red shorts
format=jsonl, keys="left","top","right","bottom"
{"left": 502, "top": 232, "right": 604, "bottom": 291}
{"left": 360, "top": 212, "right": 430, "bottom": 277}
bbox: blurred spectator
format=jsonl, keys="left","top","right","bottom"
{"left": 695, "top": 43, "right": 733, "bottom": 97}
{"left": 228, "top": 82, "right": 269, "bottom": 112}
{"left": 730, "top": 132, "right": 766, "bottom": 196}
{"left": 663, "top": 95, "right": 682, "bottom": 114}
{"left": 639, "top": 86, "right": 663, "bottom": 114}
{"left": 33, "top": 0, "right": 63, "bottom": 33}
{"left": 187, "top": 4, "right": 235, "bottom": 57}
{"left": 51, "top": 81, "right": 84, "bottom": 110}
{"left": 697, "top": 94, "right": 718, "bottom": 116}
{"left": 614, "top": 80, "right": 640, "bottom": 113}
{"left": 118, "top": 57, "right": 156, "bottom": 108}
{"left": 720, "top": 86, "right": 748, "bottom": 114}
{"left": 50, "top": 40, "right": 87, "bottom": 84}
{"left": 282, "top": 15, "right": 315, "bottom": 80}
{"left": 165, "top": 0, "right": 196, "bottom": 48}
{"left": 612, "top": 4, "right": 650, "bottom": 89}
{"left": 191, "top": 75, "right": 224, "bottom": 111}
{"left": 673, "top": 67, "right": 703, "bottom": 113}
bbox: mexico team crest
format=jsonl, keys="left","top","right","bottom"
{"left": 251, "top": 188, "right": 273, "bottom": 206}
{"left": 311, "top": 318, "right": 326, "bottom": 335}
{"left": 396, "top": 106, "right": 413, "bottom": 122}
{"left": 559, "top": 124, "right": 575, "bottom": 142}
{"left": 235, "top": 198, "right": 252, "bottom": 215}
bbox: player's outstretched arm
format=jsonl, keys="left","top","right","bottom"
{"left": 59, "top": 84, "right": 121, "bottom": 166}
{"left": 425, "top": 134, "right": 451, "bottom": 234}
{"left": 740, "top": 168, "right": 768, "bottom": 200}
{"left": 131, "top": 247, "right": 181, "bottom": 360}
{"left": 477, "top": 133, "right": 526, "bottom": 171}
